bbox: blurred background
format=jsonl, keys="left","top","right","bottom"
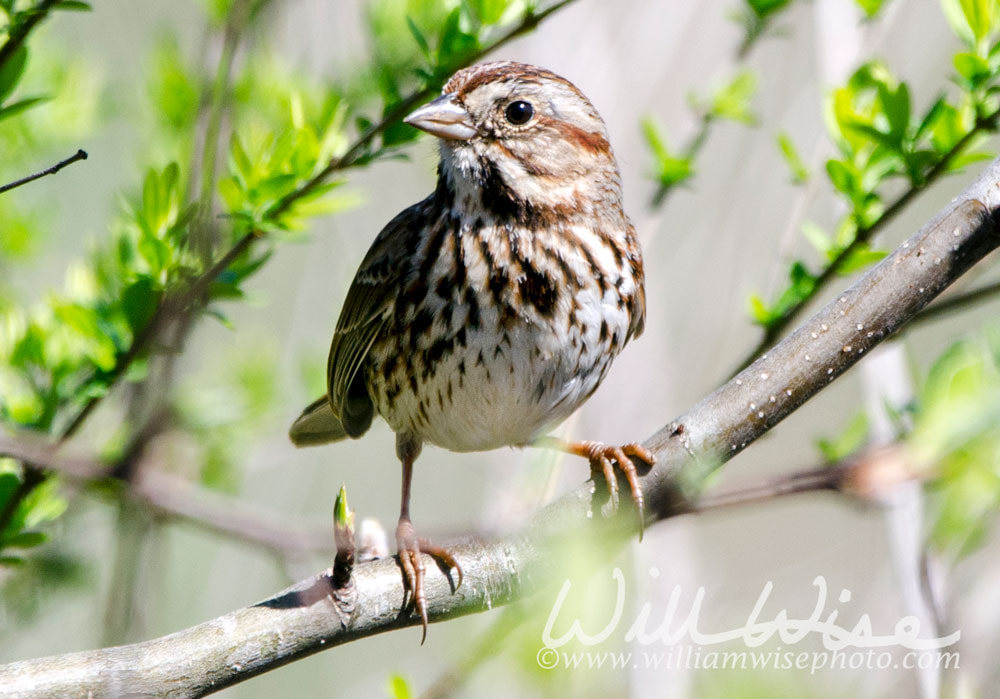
{"left": 2, "top": 0, "right": 1000, "bottom": 696}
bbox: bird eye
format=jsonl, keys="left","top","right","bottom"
{"left": 504, "top": 100, "right": 534, "bottom": 125}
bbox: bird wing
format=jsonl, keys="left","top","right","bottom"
{"left": 625, "top": 221, "right": 647, "bottom": 341}
{"left": 326, "top": 198, "right": 430, "bottom": 436}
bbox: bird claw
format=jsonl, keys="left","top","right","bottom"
{"left": 396, "top": 519, "right": 463, "bottom": 644}
{"left": 582, "top": 441, "right": 655, "bottom": 541}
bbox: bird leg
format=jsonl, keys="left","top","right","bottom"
{"left": 395, "top": 435, "right": 462, "bottom": 644}
{"left": 536, "top": 436, "right": 655, "bottom": 540}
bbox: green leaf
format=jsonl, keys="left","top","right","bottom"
{"left": 747, "top": 294, "right": 773, "bottom": 325}
{"left": 836, "top": 245, "right": 888, "bottom": 275}
{"left": 710, "top": 70, "right": 758, "bottom": 124}
{"left": 855, "top": 0, "right": 889, "bottom": 18}
{"left": 55, "top": 0, "right": 92, "bottom": 10}
{"left": 0, "top": 472, "right": 20, "bottom": 517}
{"left": 405, "top": 16, "right": 431, "bottom": 61}
{"left": 464, "top": 0, "right": 508, "bottom": 24}
{"left": 150, "top": 37, "right": 200, "bottom": 132}
{"left": 229, "top": 134, "right": 254, "bottom": 188}
{"left": 388, "top": 674, "right": 412, "bottom": 699}
{"left": 3, "top": 530, "right": 47, "bottom": 549}
{"left": 960, "top": 0, "right": 995, "bottom": 43}
{"left": 333, "top": 483, "right": 354, "bottom": 531}
{"left": 817, "top": 412, "right": 869, "bottom": 463}
{"left": 946, "top": 149, "right": 994, "bottom": 172}
{"left": 218, "top": 177, "right": 246, "bottom": 213}
{"left": 121, "top": 277, "right": 162, "bottom": 333}
{"left": 19, "top": 476, "right": 66, "bottom": 532}
{"left": 0, "top": 95, "right": 49, "bottom": 122}
{"left": 0, "top": 45, "right": 28, "bottom": 103}
{"left": 137, "top": 234, "right": 172, "bottom": 277}
{"left": 642, "top": 117, "right": 694, "bottom": 188}
{"left": 954, "top": 51, "right": 992, "bottom": 88}
{"left": 747, "top": 262, "right": 818, "bottom": 327}
{"left": 641, "top": 117, "right": 670, "bottom": 160}
{"left": 826, "top": 159, "right": 859, "bottom": 198}
{"left": 910, "top": 335, "right": 1000, "bottom": 558}
{"left": 915, "top": 97, "right": 948, "bottom": 142}
{"left": 437, "top": 8, "right": 480, "bottom": 71}
{"left": 929, "top": 101, "right": 971, "bottom": 153}
{"left": 943, "top": 0, "right": 977, "bottom": 46}
{"left": 801, "top": 222, "right": 831, "bottom": 256}
{"left": 744, "top": 0, "right": 791, "bottom": 20}
{"left": 776, "top": 131, "right": 810, "bottom": 183}
{"left": 878, "top": 81, "right": 910, "bottom": 141}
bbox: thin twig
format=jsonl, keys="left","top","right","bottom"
{"left": 0, "top": 429, "right": 332, "bottom": 554}
{"left": 649, "top": 0, "right": 784, "bottom": 209}
{"left": 190, "top": 0, "right": 260, "bottom": 260}
{"left": 909, "top": 278, "right": 1000, "bottom": 327}
{"left": 134, "top": 471, "right": 333, "bottom": 555}
{"left": 0, "top": 149, "right": 87, "bottom": 194}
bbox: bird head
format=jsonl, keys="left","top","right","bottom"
{"left": 404, "top": 61, "right": 622, "bottom": 219}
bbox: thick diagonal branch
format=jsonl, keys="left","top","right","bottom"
{"left": 3, "top": 158, "right": 1000, "bottom": 698}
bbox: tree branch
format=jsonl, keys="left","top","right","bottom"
{"left": 3, "top": 149, "right": 1000, "bottom": 699}
{"left": 0, "top": 149, "right": 87, "bottom": 194}
{"left": 421, "top": 446, "right": 912, "bottom": 699}
{"left": 0, "top": 429, "right": 332, "bottom": 555}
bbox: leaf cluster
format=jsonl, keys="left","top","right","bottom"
{"left": 750, "top": 0, "right": 1000, "bottom": 330}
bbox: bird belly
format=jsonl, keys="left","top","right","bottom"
{"left": 370, "top": 280, "right": 631, "bottom": 453}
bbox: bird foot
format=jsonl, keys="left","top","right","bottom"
{"left": 396, "top": 517, "right": 463, "bottom": 644}
{"left": 572, "top": 441, "right": 655, "bottom": 540}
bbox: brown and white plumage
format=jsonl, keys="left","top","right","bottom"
{"left": 290, "top": 61, "right": 652, "bottom": 639}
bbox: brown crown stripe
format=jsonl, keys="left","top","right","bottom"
{"left": 446, "top": 61, "right": 582, "bottom": 99}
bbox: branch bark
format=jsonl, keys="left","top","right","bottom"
{"left": 0, "top": 430, "right": 332, "bottom": 555}
{"left": 3, "top": 156, "right": 1000, "bottom": 698}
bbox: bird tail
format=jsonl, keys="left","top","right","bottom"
{"left": 289, "top": 395, "right": 350, "bottom": 446}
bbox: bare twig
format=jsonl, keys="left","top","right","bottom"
{"left": 649, "top": 0, "right": 783, "bottom": 208}
{"left": 4, "top": 150, "right": 999, "bottom": 699}
{"left": 910, "top": 278, "right": 1000, "bottom": 327}
{"left": 0, "top": 429, "right": 331, "bottom": 555}
{"left": 0, "top": 149, "right": 87, "bottom": 194}
{"left": 134, "top": 471, "right": 332, "bottom": 555}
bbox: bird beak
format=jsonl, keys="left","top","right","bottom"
{"left": 404, "top": 93, "right": 477, "bottom": 141}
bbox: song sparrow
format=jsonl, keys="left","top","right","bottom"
{"left": 290, "top": 61, "right": 654, "bottom": 640}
